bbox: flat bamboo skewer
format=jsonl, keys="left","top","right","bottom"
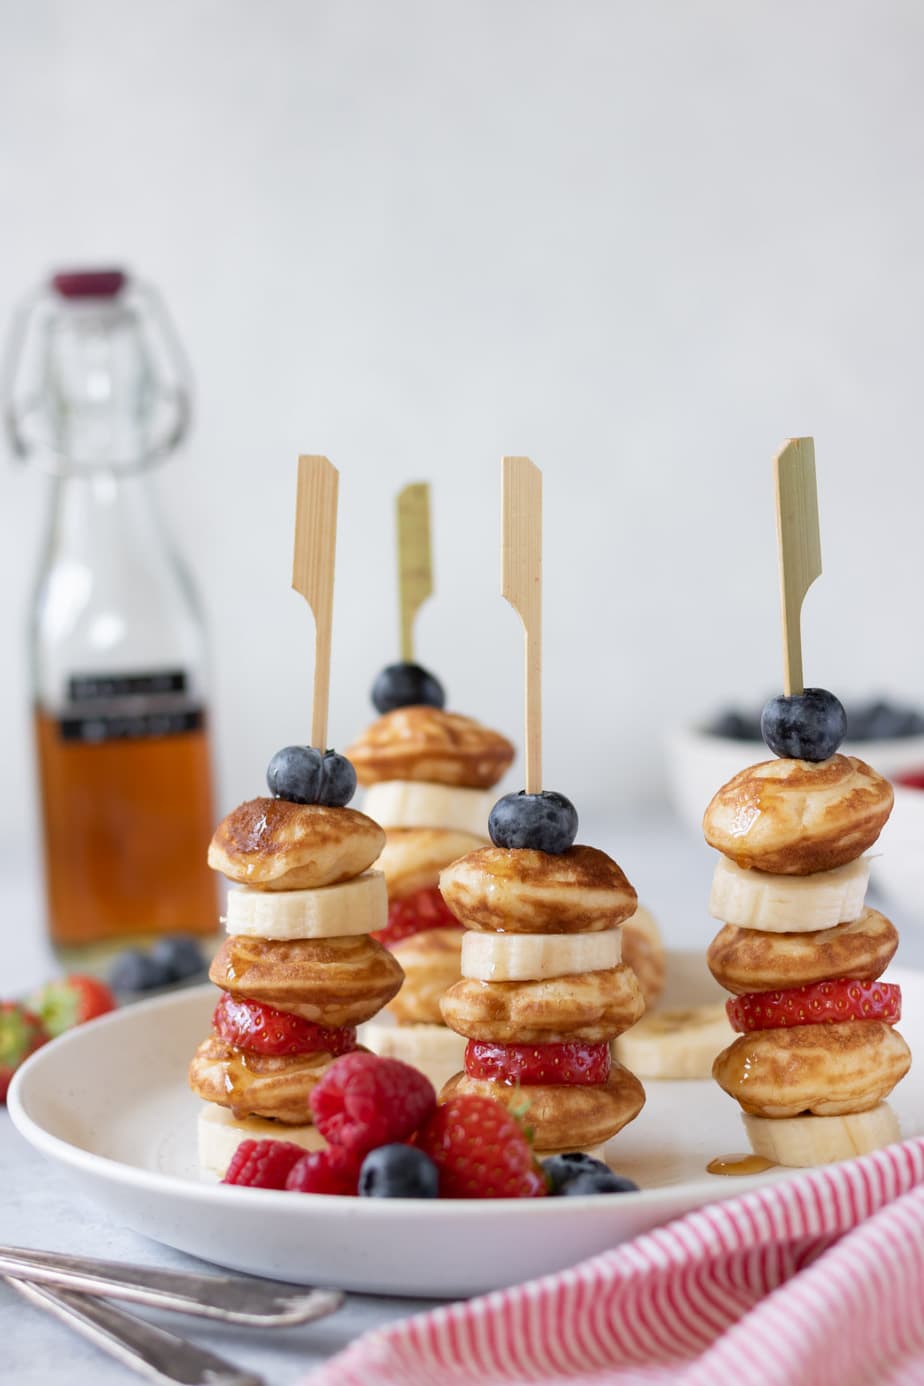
{"left": 502, "top": 456, "right": 542, "bottom": 794}
{"left": 773, "top": 438, "right": 822, "bottom": 697}
{"left": 292, "top": 454, "right": 339, "bottom": 749}
{"left": 396, "top": 482, "right": 433, "bottom": 662}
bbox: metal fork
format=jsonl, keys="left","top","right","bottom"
{"left": 0, "top": 1244, "right": 342, "bottom": 1326}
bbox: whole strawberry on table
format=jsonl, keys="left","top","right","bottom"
{"left": 0, "top": 974, "right": 118, "bottom": 1103}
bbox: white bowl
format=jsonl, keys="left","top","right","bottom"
{"left": 665, "top": 724, "right": 924, "bottom": 836}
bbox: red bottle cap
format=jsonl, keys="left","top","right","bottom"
{"left": 51, "top": 270, "right": 127, "bottom": 299}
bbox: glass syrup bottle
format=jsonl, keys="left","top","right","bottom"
{"left": 4, "top": 269, "right": 218, "bottom": 969}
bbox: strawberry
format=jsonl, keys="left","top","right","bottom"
{"left": 416, "top": 1094, "right": 548, "bottom": 1198}
{"left": 222, "top": 1138, "right": 307, "bottom": 1188}
{"left": 727, "top": 978, "right": 902, "bottom": 1033}
{"left": 309, "top": 1052, "right": 436, "bottom": 1158}
{"left": 464, "top": 1039, "right": 611, "bottom": 1086}
{"left": 285, "top": 1146, "right": 360, "bottom": 1195}
{"left": 27, "top": 974, "right": 116, "bottom": 1038}
{"left": 371, "top": 886, "right": 462, "bottom": 949}
{"left": 212, "top": 994, "right": 357, "bottom": 1057}
{"left": 0, "top": 1003, "right": 49, "bottom": 1102}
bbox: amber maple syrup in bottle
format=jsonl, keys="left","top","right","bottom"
{"left": 6, "top": 269, "right": 218, "bottom": 968}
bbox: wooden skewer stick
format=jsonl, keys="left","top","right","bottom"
{"left": 502, "top": 456, "right": 542, "bottom": 794}
{"left": 292, "top": 455, "right": 339, "bottom": 749}
{"left": 396, "top": 482, "right": 433, "bottom": 662}
{"left": 773, "top": 437, "right": 822, "bottom": 697}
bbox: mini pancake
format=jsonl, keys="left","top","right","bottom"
{"left": 377, "top": 827, "right": 487, "bottom": 901}
{"left": 712, "top": 1020, "right": 911, "bottom": 1118}
{"left": 209, "top": 933, "right": 403, "bottom": 1027}
{"left": 439, "top": 845, "right": 638, "bottom": 934}
{"left": 188, "top": 1035, "right": 348, "bottom": 1124}
{"left": 702, "top": 755, "right": 892, "bottom": 876}
{"left": 439, "top": 964, "right": 645, "bottom": 1043}
{"left": 208, "top": 798, "right": 384, "bottom": 890}
{"left": 347, "top": 707, "right": 515, "bottom": 788}
{"left": 388, "top": 926, "right": 463, "bottom": 1025}
{"left": 440, "top": 1063, "right": 645, "bottom": 1150}
{"left": 708, "top": 908, "right": 899, "bottom": 996}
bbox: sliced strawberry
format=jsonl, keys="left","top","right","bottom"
{"left": 27, "top": 975, "right": 116, "bottom": 1038}
{"left": 0, "top": 1003, "right": 49, "bottom": 1103}
{"left": 464, "top": 1040, "right": 611, "bottom": 1086}
{"left": 213, "top": 994, "right": 357, "bottom": 1057}
{"left": 727, "top": 978, "right": 902, "bottom": 1033}
{"left": 372, "top": 886, "right": 462, "bottom": 949}
{"left": 416, "top": 1094, "right": 548, "bottom": 1198}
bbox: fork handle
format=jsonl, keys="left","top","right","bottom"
{"left": 5, "top": 1276, "right": 263, "bottom": 1386}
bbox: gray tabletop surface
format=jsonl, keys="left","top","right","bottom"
{"left": 3, "top": 814, "right": 920, "bottom": 1385}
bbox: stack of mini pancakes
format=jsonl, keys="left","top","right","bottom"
{"left": 704, "top": 754, "right": 912, "bottom": 1165}
{"left": 188, "top": 797, "right": 403, "bottom": 1176}
{"left": 347, "top": 706, "right": 514, "bottom": 1087}
{"left": 436, "top": 843, "right": 647, "bottom": 1158}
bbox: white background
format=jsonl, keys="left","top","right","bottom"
{"left": 2, "top": 0, "right": 924, "bottom": 854}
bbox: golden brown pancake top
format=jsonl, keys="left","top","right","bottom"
{"left": 347, "top": 707, "right": 515, "bottom": 788}
{"left": 208, "top": 798, "right": 385, "bottom": 889}
{"left": 702, "top": 755, "right": 893, "bottom": 875}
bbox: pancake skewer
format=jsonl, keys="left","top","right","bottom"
{"left": 703, "top": 437, "right": 909, "bottom": 1168}
{"left": 188, "top": 456, "right": 403, "bottom": 1177}
{"left": 352, "top": 482, "right": 515, "bottom": 1089}
{"left": 436, "top": 456, "right": 648, "bottom": 1160}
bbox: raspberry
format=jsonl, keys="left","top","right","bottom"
{"left": 286, "top": 1146, "right": 360, "bottom": 1195}
{"left": 371, "top": 887, "right": 462, "bottom": 949}
{"left": 464, "top": 1039, "right": 611, "bottom": 1086}
{"left": 727, "top": 979, "right": 902, "bottom": 1033}
{"left": 222, "top": 1139, "right": 307, "bottom": 1188}
{"left": 212, "top": 994, "right": 356, "bottom": 1057}
{"left": 417, "top": 1095, "right": 548, "bottom": 1199}
{"left": 309, "top": 1052, "right": 436, "bottom": 1157}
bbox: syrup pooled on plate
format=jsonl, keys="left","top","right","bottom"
{"left": 707, "top": 1153, "right": 776, "bottom": 1177}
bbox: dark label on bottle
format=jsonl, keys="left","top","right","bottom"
{"left": 68, "top": 670, "right": 188, "bottom": 701}
{"left": 60, "top": 668, "right": 203, "bottom": 744}
{"left": 60, "top": 709, "right": 204, "bottom": 742}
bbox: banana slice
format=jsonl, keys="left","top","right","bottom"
{"left": 197, "top": 1103, "right": 325, "bottom": 1179}
{"left": 362, "top": 780, "right": 493, "bottom": 838}
{"left": 361, "top": 1021, "right": 466, "bottom": 1094}
{"left": 461, "top": 928, "right": 622, "bottom": 981}
{"left": 710, "top": 856, "right": 869, "bottom": 932}
{"left": 223, "top": 870, "right": 386, "bottom": 940}
{"left": 743, "top": 1104, "right": 900, "bottom": 1167}
{"left": 614, "top": 1004, "right": 734, "bottom": 1079}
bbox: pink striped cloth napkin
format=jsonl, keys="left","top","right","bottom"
{"left": 305, "top": 1136, "right": 924, "bottom": 1386}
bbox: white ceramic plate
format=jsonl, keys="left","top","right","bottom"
{"left": 9, "top": 955, "right": 923, "bottom": 1298}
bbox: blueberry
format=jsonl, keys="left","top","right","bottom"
{"left": 150, "top": 935, "right": 206, "bottom": 982}
{"left": 371, "top": 662, "right": 445, "bottom": 714}
{"left": 543, "top": 1151, "right": 613, "bottom": 1194}
{"left": 108, "top": 949, "right": 173, "bottom": 994}
{"left": 266, "top": 746, "right": 357, "bottom": 807}
{"left": 488, "top": 790, "right": 578, "bottom": 854}
{"left": 760, "top": 688, "right": 847, "bottom": 762}
{"left": 558, "top": 1169, "right": 639, "bottom": 1196}
{"left": 358, "top": 1144, "right": 439, "bottom": 1198}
